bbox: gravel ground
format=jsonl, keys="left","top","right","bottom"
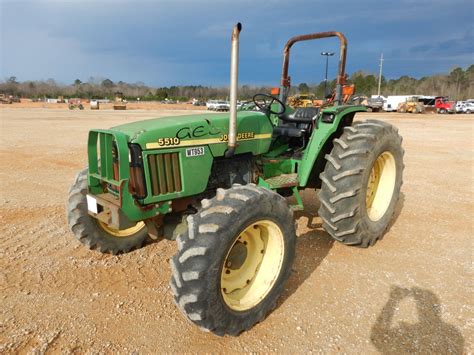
{"left": 0, "top": 108, "right": 472, "bottom": 353}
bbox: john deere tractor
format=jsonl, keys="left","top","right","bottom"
{"left": 67, "top": 23, "right": 404, "bottom": 336}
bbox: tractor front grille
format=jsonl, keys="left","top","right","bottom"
{"left": 147, "top": 152, "right": 182, "bottom": 195}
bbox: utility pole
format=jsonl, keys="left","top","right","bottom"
{"left": 377, "top": 52, "right": 384, "bottom": 97}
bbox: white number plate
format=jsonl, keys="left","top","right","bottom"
{"left": 186, "top": 146, "right": 205, "bottom": 157}
{"left": 86, "top": 195, "right": 98, "bottom": 214}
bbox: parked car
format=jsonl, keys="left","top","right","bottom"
{"left": 206, "top": 100, "right": 229, "bottom": 111}
{"left": 462, "top": 102, "right": 474, "bottom": 114}
{"left": 455, "top": 101, "right": 466, "bottom": 113}
{"left": 214, "top": 101, "right": 230, "bottom": 111}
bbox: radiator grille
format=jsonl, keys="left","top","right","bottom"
{"left": 147, "top": 152, "right": 182, "bottom": 195}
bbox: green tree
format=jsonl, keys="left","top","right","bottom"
{"left": 298, "top": 83, "right": 310, "bottom": 93}
{"left": 448, "top": 67, "right": 467, "bottom": 97}
{"left": 102, "top": 79, "right": 114, "bottom": 88}
{"left": 4, "top": 76, "right": 20, "bottom": 95}
{"left": 155, "top": 88, "right": 168, "bottom": 100}
{"left": 350, "top": 71, "right": 378, "bottom": 95}
{"left": 449, "top": 67, "right": 465, "bottom": 83}
{"left": 7, "top": 76, "right": 18, "bottom": 84}
{"left": 74, "top": 79, "right": 82, "bottom": 86}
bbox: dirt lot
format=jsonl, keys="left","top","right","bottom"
{"left": 0, "top": 108, "right": 472, "bottom": 353}
{"left": 3, "top": 100, "right": 207, "bottom": 111}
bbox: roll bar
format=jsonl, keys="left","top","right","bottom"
{"left": 279, "top": 31, "right": 348, "bottom": 106}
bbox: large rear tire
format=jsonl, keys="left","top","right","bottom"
{"left": 318, "top": 120, "right": 404, "bottom": 247}
{"left": 67, "top": 168, "right": 148, "bottom": 254}
{"left": 169, "top": 184, "right": 296, "bottom": 336}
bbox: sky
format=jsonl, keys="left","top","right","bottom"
{"left": 1, "top": 0, "right": 473, "bottom": 86}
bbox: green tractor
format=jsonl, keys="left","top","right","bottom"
{"left": 67, "top": 23, "right": 404, "bottom": 336}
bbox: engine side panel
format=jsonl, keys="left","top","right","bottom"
{"left": 113, "top": 111, "right": 274, "bottom": 157}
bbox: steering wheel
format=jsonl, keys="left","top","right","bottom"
{"left": 252, "top": 94, "right": 286, "bottom": 115}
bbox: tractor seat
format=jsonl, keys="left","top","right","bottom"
{"left": 273, "top": 107, "right": 320, "bottom": 138}
{"left": 279, "top": 107, "right": 320, "bottom": 124}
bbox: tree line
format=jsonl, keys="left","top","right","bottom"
{"left": 298, "top": 65, "right": 473, "bottom": 100}
{"left": 1, "top": 65, "right": 472, "bottom": 101}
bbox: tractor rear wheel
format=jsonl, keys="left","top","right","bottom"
{"left": 67, "top": 168, "right": 148, "bottom": 254}
{"left": 318, "top": 120, "right": 404, "bottom": 247}
{"left": 169, "top": 184, "right": 296, "bottom": 336}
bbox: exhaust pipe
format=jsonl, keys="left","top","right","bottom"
{"left": 225, "top": 22, "right": 242, "bottom": 158}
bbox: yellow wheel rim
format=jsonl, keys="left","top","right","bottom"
{"left": 221, "top": 220, "right": 285, "bottom": 311}
{"left": 98, "top": 221, "right": 145, "bottom": 238}
{"left": 366, "top": 151, "right": 397, "bottom": 221}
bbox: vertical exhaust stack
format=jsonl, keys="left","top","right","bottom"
{"left": 226, "top": 22, "right": 242, "bottom": 158}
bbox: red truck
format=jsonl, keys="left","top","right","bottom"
{"left": 435, "top": 97, "right": 455, "bottom": 114}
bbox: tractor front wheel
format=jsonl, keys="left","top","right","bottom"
{"left": 318, "top": 120, "right": 404, "bottom": 247}
{"left": 67, "top": 168, "right": 148, "bottom": 254}
{"left": 169, "top": 184, "right": 296, "bottom": 336}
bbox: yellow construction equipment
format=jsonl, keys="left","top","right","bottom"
{"left": 113, "top": 92, "right": 127, "bottom": 110}
{"left": 397, "top": 97, "right": 424, "bottom": 114}
{"left": 287, "top": 93, "right": 315, "bottom": 108}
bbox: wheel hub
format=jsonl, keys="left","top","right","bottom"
{"left": 221, "top": 220, "right": 284, "bottom": 311}
{"left": 366, "top": 151, "right": 397, "bottom": 221}
{"left": 226, "top": 241, "right": 248, "bottom": 270}
{"left": 98, "top": 220, "right": 145, "bottom": 238}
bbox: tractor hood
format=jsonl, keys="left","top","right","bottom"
{"left": 111, "top": 111, "right": 274, "bottom": 156}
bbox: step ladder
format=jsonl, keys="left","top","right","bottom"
{"left": 263, "top": 173, "right": 303, "bottom": 210}
{"left": 264, "top": 173, "right": 299, "bottom": 189}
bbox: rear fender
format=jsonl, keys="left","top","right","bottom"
{"left": 297, "top": 105, "right": 366, "bottom": 187}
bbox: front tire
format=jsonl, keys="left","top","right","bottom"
{"left": 318, "top": 120, "right": 404, "bottom": 247}
{"left": 169, "top": 184, "right": 296, "bottom": 336}
{"left": 67, "top": 168, "right": 148, "bottom": 254}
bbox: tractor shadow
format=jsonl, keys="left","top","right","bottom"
{"left": 370, "top": 286, "right": 465, "bottom": 354}
{"left": 277, "top": 190, "right": 405, "bottom": 307}
{"left": 278, "top": 190, "right": 335, "bottom": 305}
